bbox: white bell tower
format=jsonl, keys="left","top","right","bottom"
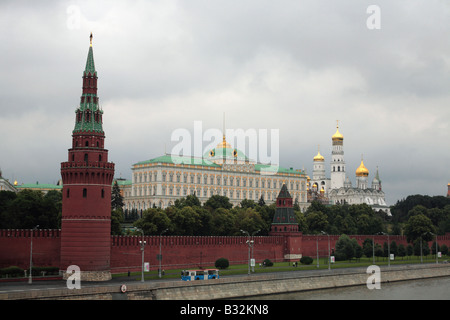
{"left": 330, "top": 121, "right": 346, "bottom": 189}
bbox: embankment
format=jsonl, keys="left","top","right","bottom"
{"left": 2, "top": 264, "right": 450, "bottom": 300}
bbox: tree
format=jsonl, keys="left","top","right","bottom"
{"left": 210, "top": 208, "right": 236, "bottom": 236}
{"left": 240, "top": 199, "right": 256, "bottom": 209}
{"left": 362, "top": 238, "right": 374, "bottom": 258}
{"left": 258, "top": 195, "right": 265, "bottom": 206}
{"left": 334, "top": 234, "right": 355, "bottom": 261}
{"left": 134, "top": 208, "right": 171, "bottom": 235}
{"left": 168, "top": 206, "right": 202, "bottom": 235}
{"left": 404, "top": 214, "right": 435, "bottom": 244}
{"left": 174, "top": 194, "right": 201, "bottom": 209}
{"left": 205, "top": 195, "right": 232, "bottom": 210}
{"left": 1, "top": 189, "right": 60, "bottom": 229}
{"left": 235, "top": 207, "right": 267, "bottom": 235}
{"left": 215, "top": 258, "right": 229, "bottom": 269}
{"left": 398, "top": 244, "right": 406, "bottom": 260}
{"left": 352, "top": 239, "right": 363, "bottom": 260}
{"left": 440, "top": 244, "right": 448, "bottom": 256}
{"left": 111, "top": 208, "right": 124, "bottom": 235}
{"left": 111, "top": 181, "right": 124, "bottom": 211}
{"left": 306, "top": 211, "right": 328, "bottom": 234}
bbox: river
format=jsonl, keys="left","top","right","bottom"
{"left": 248, "top": 276, "right": 450, "bottom": 300}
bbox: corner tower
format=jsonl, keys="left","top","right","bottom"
{"left": 60, "top": 34, "right": 115, "bottom": 281}
{"left": 330, "top": 121, "right": 345, "bottom": 189}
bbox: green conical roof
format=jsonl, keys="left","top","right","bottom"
{"left": 72, "top": 34, "right": 103, "bottom": 134}
{"left": 84, "top": 45, "right": 96, "bottom": 76}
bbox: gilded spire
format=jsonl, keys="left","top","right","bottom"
{"left": 84, "top": 33, "right": 96, "bottom": 76}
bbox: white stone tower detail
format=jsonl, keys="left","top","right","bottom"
{"left": 330, "top": 121, "right": 346, "bottom": 189}
{"left": 312, "top": 145, "right": 326, "bottom": 180}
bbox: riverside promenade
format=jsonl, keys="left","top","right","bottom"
{"left": 1, "top": 263, "right": 450, "bottom": 300}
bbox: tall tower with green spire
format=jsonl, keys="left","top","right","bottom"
{"left": 60, "top": 33, "right": 115, "bottom": 281}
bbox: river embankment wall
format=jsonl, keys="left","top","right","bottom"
{"left": 1, "top": 264, "right": 450, "bottom": 300}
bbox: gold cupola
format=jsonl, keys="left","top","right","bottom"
{"left": 313, "top": 145, "right": 325, "bottom": 162}
{"left": 332, "top": 121, "right": 344, "bottom": 141}
{"left": 356, "top": 159, "right": 369, "bottom": 177}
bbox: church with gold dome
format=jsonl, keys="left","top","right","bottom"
{"left": 308, "top": 123, "right": 391, "bottom": 215}
{"left": 124, "top": 132, "right": 309, "bottom": 212}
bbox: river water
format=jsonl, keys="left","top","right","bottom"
{"left": 251, "top": 276, "right": 450, "bottom": 300}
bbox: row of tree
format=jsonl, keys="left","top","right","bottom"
{"left": 333, "top": 234, "right": 449, "bottom": 261}
{"left": 0, "top": 190, "right": 61, "bottom": 229}
{"left": 1, "top": 188, "right": 449, "bottom": 247}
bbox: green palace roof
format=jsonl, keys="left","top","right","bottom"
{"left": 134, "top": 154, "right": 304, "bottom": 176}
{"left": 15, "top": 182, "right": 62, "bottom": 190}
{"left": 134, "top": 155, "right": 221, "bottom": 168}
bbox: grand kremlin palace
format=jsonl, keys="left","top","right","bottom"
{"left": 120, "top": 135, "right": 309, "bottom": 212}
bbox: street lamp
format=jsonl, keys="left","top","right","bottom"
{"left": 135, "top": 228, "right": 146, "bottom": 282}
{"left": 251, "top": 229, "right": 260, "bottom": 272}
{"left": 241, "top": 229, "right": 257, "bottom": 275}
{"left": 29, "top": 225, "right": 39, "bottom": 284}
{"left": 321, "top": 231, "right": 330, "bottom": 270}
{"left": 159, "top": 228, "right": 168, "bottom": 278}
{"left": 380, "top": 232, "right": 390, "bottom": 267}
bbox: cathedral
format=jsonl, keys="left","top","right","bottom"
{"left": 307, "top": 123, "right": 391, "bottom": 216}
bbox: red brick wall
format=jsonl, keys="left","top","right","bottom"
{"left": 0, "top": 229, "right": 61, "bottom": 269}
{"left": 1, "top": 231, "right": 450, "bottom": 273}
{"left": 110, "top": 235, "right": 287, "bottom": 273}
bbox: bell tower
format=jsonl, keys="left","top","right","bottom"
{"left": 330, "top": 121, "right": 346, "bottom": 189}
{"left": 60, "top": 34, "right": 115, "bottom": 281}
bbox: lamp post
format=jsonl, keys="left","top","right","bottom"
{"left": 380, "top": 232, "right": 390, "bottom": 267}
{"left": 159, "top": 228, "right": 168, "bottom": 278}
{"left": 136, "top": 228, "right": 145, "bottom": 282}
{"left": 372, "top": 235, "right": 375, "bottom": 265}
{"left": 28, "top": 225, "right": 39, "bottom": 284}
{"left": 241, "top": 229, "right": 256, "bottom": 275}
{"left": 321, "top": 231, "right": 330, "bottom": 270}
{"left": 251, "top": 229, "right": 260, "bottom": 272}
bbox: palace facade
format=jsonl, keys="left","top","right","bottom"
{"left": 123, "top": 136, "right": 309, "bottom": 212}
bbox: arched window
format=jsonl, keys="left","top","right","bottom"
{"left": 84, "top": 154, "right": 88, "bottom": 162}
{"left": 83, "top": 188, "right": 87, "bottom": 198}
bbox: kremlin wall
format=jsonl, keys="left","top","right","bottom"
{"left": 1, "top": 228, "right": 450, "bottom": 277}
{"left": 1, "top": 35, "right": 450, "bottom": 281}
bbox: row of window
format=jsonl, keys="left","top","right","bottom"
{"left": 131, "top": 184, "right": 306, "bottom": 201}
{"left": 66, "top": 188, "right": 106, "bottom": 198}
{"left": 133, "top": 171, "right": 305, "bottom": 191}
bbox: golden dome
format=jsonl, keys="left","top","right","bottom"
{"left": 314, "top": 151, "right": 325, "bottom": 162}
{"left": 332, "top": 120, "right": 343, "bottom": 141}
{"left": 313, "top": 145, "right": 325, "bottom": 161}
{"left": 356, "top": 160, "right": 369, "bottom": 177}
{"left": 332, "top": 127, "right": 343, "bottom": 141}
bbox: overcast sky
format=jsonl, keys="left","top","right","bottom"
{"left": 0, "top": 0, "right": 449, "bottom": 205}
